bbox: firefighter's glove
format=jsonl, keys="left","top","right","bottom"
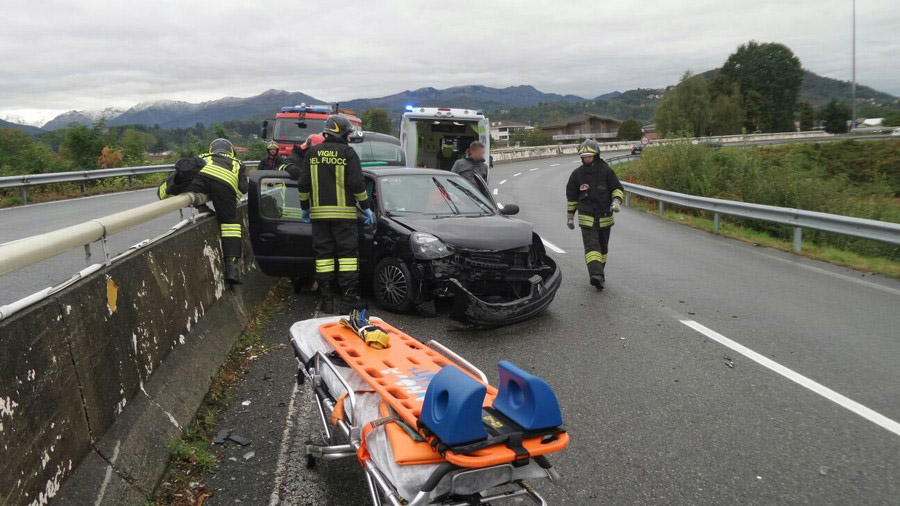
{"left": 302, "top": 209, "right": 311, "bottom": 223}
{"left": 611, "top": 199, "right": 622, "bottom": 213}
{"left": 363, "top": 208, "right": 375, "bottom": 225}
{"left": 566, "top": 214, "right": 575, "bottom": 230}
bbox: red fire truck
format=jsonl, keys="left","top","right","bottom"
{"left": 260, "top": 104, "right": 362, "bottom": 157}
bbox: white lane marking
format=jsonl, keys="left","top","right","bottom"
{"left": 571, "top": 160, "right": 579, "bottom": 163}
{"left": 499, "top": 179, "right": 507, "bottom": 185}
{"left": 550, "top": 163, "right": 560, "bottom": 167}
{"left": 269, "top": 305, "right": 320, "bottom": 506}
{"left": 681, "top": 320, "right": 900, "bottom": 438}
{"left": 541, "top": 239, "right": 566, "bottom": 254}
{"left": 492, "top": 188, "right": 498, "bottom": 195}
{"left": 529, "top": 168, "right": 539, "bottom": 172}
{"left": 513, "top": 172, "right": 522, "bottom": 177}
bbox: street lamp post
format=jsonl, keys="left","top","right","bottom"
{"left": 851, "top": 0, "right": 856, "bottom": 132}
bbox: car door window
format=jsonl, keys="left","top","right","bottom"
{"left": 259, "top": 177, "right": 305, "bottom": 221}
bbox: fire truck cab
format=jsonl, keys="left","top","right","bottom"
{"left": 400, "top": 106, "right": 490, "bottom": 171}
{"left": 261, "top": 104, "right": 362, "bottom": 157}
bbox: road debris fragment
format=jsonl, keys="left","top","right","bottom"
{"left": 723, "top": 355, "right": 735, "bottom": 368}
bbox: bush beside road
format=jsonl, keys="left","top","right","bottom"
{"left": 615, "top": 139, "right": 900, "bottom": 262}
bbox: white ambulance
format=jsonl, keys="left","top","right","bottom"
{"left": 399, "top": 106, "right": 491, "bottom": 172}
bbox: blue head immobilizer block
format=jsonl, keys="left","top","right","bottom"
{"left": 420, "top": 365, "right": 488, "bottom": 446}
{"left": 492, "top": 360, "right": 562, "bottom": 430}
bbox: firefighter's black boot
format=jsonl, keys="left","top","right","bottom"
{"left": 340, "top": 286, "right": 365, "bottom": 313}
{"left": 225, "top": 257, "right": 242, "bottom": 285}
{"left": 318, "top": 281, "right": 334, "bottom": 314}
{"left": 590, "top": 264, "right": 605, "bottom": 291}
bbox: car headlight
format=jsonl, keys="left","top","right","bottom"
{"left": 410, "top": 232, "right": 452, "bottom": 260}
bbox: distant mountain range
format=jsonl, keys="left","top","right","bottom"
{"left": 1, "top": 70, "right": 895, "bottom": 134}
{"left": 0, "top": 118, "right": 41, "bottom": 134}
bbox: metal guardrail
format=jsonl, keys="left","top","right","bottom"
{"left": 606, "top": 154, "right": 900, "bottom": 253}
{"left": 0, "top": 161, "right": 259, "bottom": 200}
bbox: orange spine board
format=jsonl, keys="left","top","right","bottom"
{"left": 319, "top": 322, "right": 569, "bottom": 468}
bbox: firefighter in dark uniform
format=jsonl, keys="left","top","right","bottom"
{"left": 258, "top": 140, "right": 284, "bottom": 170}
{"left": 188, "top": 138, "right": 248, "bottom": 284}
{"left": 298, "top": 115, "right": 373, "bottom": 312}
{"left": 566, "top": 139, "right": 624, "bottom": 290}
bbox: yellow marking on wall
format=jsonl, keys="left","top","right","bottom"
{"left": 106, "top": 277, "right": 118, "bottom": 314}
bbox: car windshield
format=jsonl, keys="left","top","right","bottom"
{"left": 351, "top": 138, "right": 406, "bottom": 166}
{"left": 273, "top": 118, "right": 327, "bottom": 143}
{"left": 378, "top": 174, "right": 495, "bottom": 216}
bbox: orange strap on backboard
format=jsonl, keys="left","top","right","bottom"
{"left": 330, "top": 392, "right": 349, "bottom": 426}
{"left": 356, "top": 415, "right": 401, "bottom": 465}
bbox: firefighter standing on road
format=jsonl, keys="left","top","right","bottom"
{"left": 566, "top": 139, "right": 624, "bottom": 290}
{"left": 187, "top": 138, "right": 248, "bottom": 284}
{"left": 298, "top": 115, "right": 373, "bottom": 312}
{"left": 258, "top": 140, "right": 284, "bottom": 170}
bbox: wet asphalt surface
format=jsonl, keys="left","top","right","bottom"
{"left": 199, "top": 154, "right": 900, "bottom": 505}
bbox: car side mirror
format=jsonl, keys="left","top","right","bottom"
{"left": 260, "top": 120, "right": 268, "bottom": 140}
{"left": 499, "top": 204, "right": 519, "bottom": 216}
{"left": 349, "top": 130, "right": 365, "bottom": 143}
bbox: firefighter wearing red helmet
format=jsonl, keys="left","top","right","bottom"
{"left": 298, "top": 115, "right": 373, "bottom": 312}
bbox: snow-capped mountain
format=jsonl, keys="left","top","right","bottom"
{"left": 42, "top": 107, "right": 124, "bottom": 130}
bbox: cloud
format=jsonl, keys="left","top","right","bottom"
{"left": 1, "top": 0, "right": 897, "bottom": 124}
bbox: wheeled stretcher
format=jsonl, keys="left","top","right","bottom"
{"left": 289, "top": 316, "right": 569, "bottom": 505}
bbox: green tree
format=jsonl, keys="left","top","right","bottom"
{"left": 655, "top": 71, "right": 710, "bottom": 137}
{"left": 709, "top": 83, "right": 745, "bottom": 135}
{"left": 0, "top": 128, "right": 61, "bottom": 176}
{"left": 210, "top": 124, "right": 228, "bottom": 140}
{"left": 822, "top": 99, "right": 850, "bottom": 133}
{"left": 798, "top": 102, "right": 814, "bottom": 131}
{"left": 882, "top": 110, "right": 900, "bottom": 127}
{"left": 60, "top": 120, "right": 108, "bottom": 169}
{"left": 743, "top": 90, "right": 768, "bottom": 133}
{"left": 120, "top": 128, "right": 146, "bottom": 165}
{"left": 719, "top": 41, "right": 803, "bottom": 132}
{"left": 616, "top": 118, "right": 643, "bottom": 141}
{"left": 362, "top": 109, "right": 392, "bottom": 134}
{"left": 246, "top": 138, "right": 268, "bottom": 160}
{"left": 509, "top": 128, "right": 553, "bottom": 146}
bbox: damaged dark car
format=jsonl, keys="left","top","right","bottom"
{"left": 248, "top": 167, "right": 561, "bottom": 326}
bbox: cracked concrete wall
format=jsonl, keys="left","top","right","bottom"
{"left": 0, "top": 209, "right": 272, "bottom": 506}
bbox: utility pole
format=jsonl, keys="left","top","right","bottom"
{"left": 851, "top": 0, "right": 856, "bottom": 132}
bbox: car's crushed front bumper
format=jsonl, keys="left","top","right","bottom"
{"left": 447, "top": 256, "right": 562, "bottom": 326}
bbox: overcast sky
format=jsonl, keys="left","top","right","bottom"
{"left": 1, "top": 0, "right": 897, "bottom": 125}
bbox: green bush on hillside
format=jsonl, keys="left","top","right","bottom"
{"left": 619, "top": 140, "right": 900, "bottom": 259}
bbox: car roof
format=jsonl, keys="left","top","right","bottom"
{"left": 361, "top": 131, "right": 401, "bottom": 145}
{"left": 363, "top": 167, "right": 456, "bottom": 177}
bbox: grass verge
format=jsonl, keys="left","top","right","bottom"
{"left": 0, "top": 173, "right": 167, "bottom": 208}
{"left": 628, "top": 196, "right": 900, "bottom": 279}
{"left": 149, "top": 279, "right": 292, "bottom": 506}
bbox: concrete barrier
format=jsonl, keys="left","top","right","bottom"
{"left": 0, "top": 208, "right": 273, "bottom": 505}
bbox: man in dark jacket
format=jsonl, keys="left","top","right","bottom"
{"left": 281, "top": 134, "right": 325, "bottom": 180}
{"left": 258, "top": 140, "right": 284, "bottom": 171}
{"left": 298, "top": 115, "right": 373, "bottom": 312}
{"left": 450, "top": 141, "right": 489, "bottom": 186}
{"left": 565, "top": 139, "right": 624, "bottom": 290}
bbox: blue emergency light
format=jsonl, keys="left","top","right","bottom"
{"left": 405, "top": 104, "right": 414, "bottom": 112}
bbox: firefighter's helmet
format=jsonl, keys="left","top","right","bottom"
{"left": 323, "top": 114, "right": 354, "bottom": 139}
{"left": 209, "top": 138, "right": 234, "bottom": 156}
{"left": 266, "top": 140, "right": 278, "bottom": 151}
{"left": 304, "top": 134, "right": 325, "bottom": 149}
{"left": 578, "top": 139, "right": 601, "bottom": 158}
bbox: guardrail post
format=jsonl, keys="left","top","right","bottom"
{"left": 84, "top": 244, "right": 91, "bottom": 265}
{"left": 714, "top": 213, "right": 721, "bottom": 234}
{"left": 793, "top": 227, "right": 802, "bottom": 253}
{"left": 625, "top": 192, "right": 631, "bottom": 208}
{"left": 80, "top": 181, "right": 86, "bottom": 193}
{"left": 659, "top": 201, "right": 665, "bottom": 215}
{"left": 18, "top": 186, "right": 26, "bottom": 202}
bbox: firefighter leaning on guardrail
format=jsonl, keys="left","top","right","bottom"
{"left": 159, "top": 138, "right": 248, "bottom": 285}
{"left": 298, "top": 115, "right": 373, "bottom": 313}
{"left": 566, "top": 139, "right": 624, "bottom": 290}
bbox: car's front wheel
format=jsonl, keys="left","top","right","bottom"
{"left": 373, "top": 257, "right": 415, "bottom": 313}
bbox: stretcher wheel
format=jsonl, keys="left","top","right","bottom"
{"left": 306, "top": 454, "right": 316, "bottom": 469}
{"left": 296, "top": 368, "right": 305, "bottom": 385}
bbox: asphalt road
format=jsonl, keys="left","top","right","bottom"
{"left": 201, "top": 154, "right": 900, "bottom": 505}
{"left": 0, "top": 188, "right": 190, "bottom": 304}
